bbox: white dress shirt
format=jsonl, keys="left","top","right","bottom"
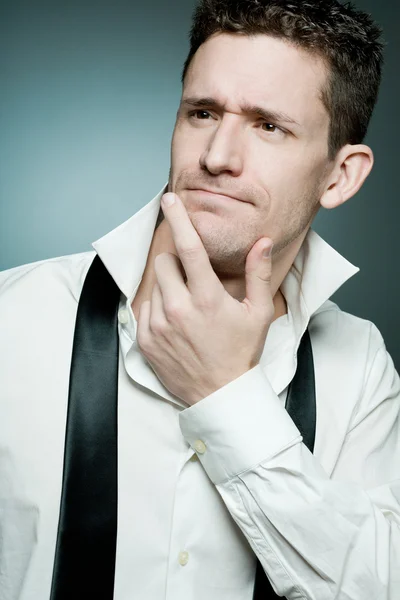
{"left": 0, "top": 182, "right": 399, "bottom": 600}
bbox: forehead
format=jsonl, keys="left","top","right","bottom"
{"left": 184, "top": 33, "right": 329, "bottom": 132}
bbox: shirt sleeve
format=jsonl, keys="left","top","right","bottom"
{"left": 179, "top": 327, "right": 400, "bottom": 600}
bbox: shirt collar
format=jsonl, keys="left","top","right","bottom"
{"left": 92, "top": 182, "right": 360, "bottom": 340}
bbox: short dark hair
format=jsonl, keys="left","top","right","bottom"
{"left": 181, "top": 0, "right": 385, "bottom": 161}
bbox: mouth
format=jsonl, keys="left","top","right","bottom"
{"left": 187, "top": 189, "right": 249, "bottom": 204}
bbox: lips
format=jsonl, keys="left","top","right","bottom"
{"left": 188, "top": 188, "right": 247, "bottom": 203}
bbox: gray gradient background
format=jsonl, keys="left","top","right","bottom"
{"left": 1, "top": 1, "right": 399, "bottom": 367}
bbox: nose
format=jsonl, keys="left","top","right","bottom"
{"left": 199, "top": 115, "right": 244, "bottom": 176}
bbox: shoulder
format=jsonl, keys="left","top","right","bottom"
{"left": 310, "top": 299, "right": 386, "bottom": 359}
{"left": 310, "top": 300, "right": 399, "bottom": 415}
{"left": 0, "top": 251, "right": 97, "bottom": 335}
{"left": 0, "top": 251, "right": 100, "bottom": 390}
{"left": 0, "top": 251, "right": 96, "bottom": 305}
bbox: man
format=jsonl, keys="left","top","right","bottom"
{"left": 0, "top": 0, "right": 399, "bottom": 599}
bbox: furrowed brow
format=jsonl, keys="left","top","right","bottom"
{"left": 181, "top": 96, "right": 300, "bottom": 127}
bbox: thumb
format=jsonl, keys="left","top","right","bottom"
{"left": 244, "top": 238, "right": 274, "bottom": 312}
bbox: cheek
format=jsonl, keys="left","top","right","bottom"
{"left": 172, "top": 119, "right": 202, "bottom": 154}
{"left": 261, "top": 152, "right": 322, "bottom": 201}
{"left": 171, "top": 129, "right": 202, "bottom": 171}
{"left": 255, "top": 160, "right": 320, "bottom": 229}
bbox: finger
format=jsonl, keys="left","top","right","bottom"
{"left": 136, "top": 299, "right": 151, "bottom": 354}
{"left": 244, "top": 238, "right": 274, "bottom": 313}
{"left": 161, "top": 192, "right": 222, "bottom": 296}
{"left": 149, "top": 281, "right": 169, "bottom": 333}
{"left": 154, "top": 252, "right": 190, "bottom": 309}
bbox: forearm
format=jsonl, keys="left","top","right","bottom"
{"left": 179, "top": 364, "right": 400, "bottom": 599}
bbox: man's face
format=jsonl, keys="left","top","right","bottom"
{"left": 169, "top": 33, "right": 332, "bottom": 275}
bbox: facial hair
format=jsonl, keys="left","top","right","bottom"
{"left": 167, "top": 169, "right": 321, "bottom": 278}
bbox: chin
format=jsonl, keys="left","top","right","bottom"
{"left": 187, "top": 210, "right": 226, "bottom": 245}
{"left": 188, "top": 215, "right": 246, "bottom": 274}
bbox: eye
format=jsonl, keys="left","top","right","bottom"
{"left": 188, "top": 110, "right": 285, "bottom": 135}
{"left": 189, "top": 110, "right": 212, "bottom": 120}
{"left": 262, "top": 123, "right": 279, "bottom": 133}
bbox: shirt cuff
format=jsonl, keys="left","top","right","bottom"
{"left": 178, "top": 364, "right": 302, "bottom": 485}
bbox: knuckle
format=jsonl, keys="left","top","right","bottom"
{"left": 195, "top": 294, "right": 215, "bottom": 311}
{"left": 254, "top": 272, "right": 272, "bottom": 284}
{"left": 165, "top": 300, "right": 187, "bottom": 321}
{"left": 150, "top": 318, "right": 168, "bottom": 336}
{"left": 177, "top": 244, "right": 200, "bottom": 261}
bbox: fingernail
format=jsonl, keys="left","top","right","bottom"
{"left": 162, "top": 193, "right": 176, "bottom": 207}
{"left": 263, "top": 243, "right": 273, "bottom": 258}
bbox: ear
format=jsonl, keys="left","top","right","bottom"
{"left": 320, "top": 144, "right": 374, "bottom": 210}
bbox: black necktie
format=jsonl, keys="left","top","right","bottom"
{"left": 50, "top": 254, "right": 316, "bottom": 600}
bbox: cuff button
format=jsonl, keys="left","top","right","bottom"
{"left": 193, "top": 439, "right": 206, "bottom": 454}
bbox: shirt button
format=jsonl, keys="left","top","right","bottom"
{"left": 193, "top": 439, "right": 206, "bottom": 454}
{"left": 118, "top": 308, "right": 129, "bottom": 324}
{"left": 178, "top": 551, "right": 189, "bottom": 566}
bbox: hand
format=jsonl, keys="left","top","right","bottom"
{"left": 136, "top": 192, "right": 275, "bottom": 406}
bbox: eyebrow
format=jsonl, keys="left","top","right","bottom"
{"left": 181, "top": 96, "right": 301, "bottom": 127}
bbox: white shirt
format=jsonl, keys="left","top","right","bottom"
{"left": 0, "top": 182, "right": 399, "bottom": 600}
